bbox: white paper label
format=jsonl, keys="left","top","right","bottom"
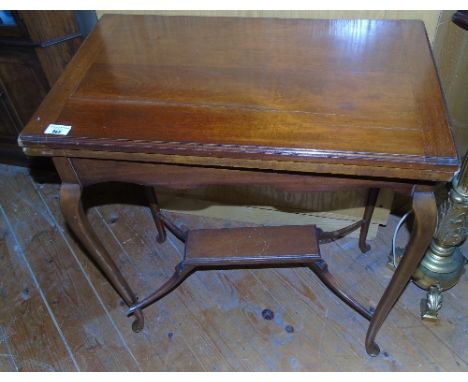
{"left": 44, "top": 124, "right": 71, "bottom": 135}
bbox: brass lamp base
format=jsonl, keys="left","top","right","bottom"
{"left": 387, "top": 245, "right": 466, "bottom": 320}
{"left": 413, "top": 245, "right": 466, "bottom": 291}
{"left": 388, "top": 150, "right": 468, "bottom": 321}
{"left": 414, "top": 245, "right": 466, "bottom": 320}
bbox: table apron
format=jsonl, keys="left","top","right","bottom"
{"left": 52, "top": 157, "right": 436, "bottom": 195}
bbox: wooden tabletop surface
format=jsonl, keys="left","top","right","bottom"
{"left": 19, "top": 15, "right": 459, "bottom": 181}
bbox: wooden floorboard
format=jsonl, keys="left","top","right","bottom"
{"left": 95, "top": 204, "right": 257, "bottom": 371}
{"left": 0, "top": 203, "right": 77, "bottom": 371}
{"left": 0, "top": 165, "right": 140, "bottom": 371}
{"left": 0, "top": 341, "right": 18, "bottom": 372}
{"left": 38, "top": 180, "right": 213, "bottom": 371}
{"left": 0, "top": 163, "right": 467, "bottom": 371}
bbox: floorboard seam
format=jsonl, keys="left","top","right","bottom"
{"left": 33, "top": 184, "right": 143, "bottom": 371}
{"left": 166, "top": 231, "right": 282, "bottom": 371}
{"left": 164, "top": 233, "right": 252, "bottom": 369}
{"left": 97, "top": 204, "right": 214, "bottom": 370}
{"left": 2, "top": 163, "right": 465, "bottom": 371}
{"left": 93, "top": 206, "right": 171, "bottom": 370}
{"left": 149, "top": 227, "right": 245, "bottom": 371}
{"left": 0, "top": 328, "right": 19, "bottom": 372}
{"left": 0, "top": 205, "right": 81, "bottom": 372}
{"left": 94, "top": 208, "right": 140, "bottom": 269}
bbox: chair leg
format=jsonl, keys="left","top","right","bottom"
{"left": 365, "top": 190, "right": 437, "bottom": 356}
{"left": 59, "top": 183, "right": 145, "bottom": 332}
{"left": 145, "top": 186, "right": 167, "bottom": 243}
{"left": 359, "top": 188, "right": 379, "bottom": 253}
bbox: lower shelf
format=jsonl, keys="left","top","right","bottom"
{"left": 128, "top": 223, "right": 373, "bottom": 338}
{"left": 184, "top": 224, "right": 321, "bottom": 267}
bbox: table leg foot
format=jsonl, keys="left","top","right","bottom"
{"left": 365, "top": 340, "right": 380, "bottom": 357}
{"left": 365, "top": 190, "right": 437, "bottom": 356}
{"left": 132, "top": 310, "right": 145, "bottom": 333}
{"left": 359, "top": 243, "right": 371, "bottom": 253}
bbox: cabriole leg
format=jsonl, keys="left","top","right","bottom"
{"left": 59, "top": 182, "right": 145, "bottom": 332}
{"left": 365, "top": 190, "right": 437, "bottom": 356}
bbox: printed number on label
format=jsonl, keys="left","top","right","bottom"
{"left": 44, "top": 124, "right": 72, "bottom": 135}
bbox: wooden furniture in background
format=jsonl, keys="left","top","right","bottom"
{"left": 18, "top": 15, "right": 458, "bottom": 356}
{"left": 433, "top": 10, "right": 468, "bottom": 154}
{"left": 0, "top": 10, "right": 96, "bottom": 164}
{"left": 96, "top": 10, "right": 443, "bottom": 42}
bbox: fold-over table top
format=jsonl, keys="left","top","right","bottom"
{"left": 19, "top": 15, "right": 459, "bottom": 181}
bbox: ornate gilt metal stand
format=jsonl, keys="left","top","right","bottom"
{"left": 415, "top": 155, "right": 468, "bottom": 320}
{"left": 392, "top": 153, "right": 468, "bottom": 320}
{"left": 413, "top": 10, "right": 468, "bottom": 320}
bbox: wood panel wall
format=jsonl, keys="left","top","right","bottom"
{"left": 432, "top": 11, "right": 468, "bottom": 156}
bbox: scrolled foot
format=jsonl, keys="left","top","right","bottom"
{"left": 365, "top": 341, "right": 380, "bottom": 357}
{"left": 131, "top": 310, "right": 144, "bottom": 333}
{"left": 156, "top": 232, "right": 166, "bottom": 244}
{"left": 359, "top": 242, "right": 371, "bottom": 253}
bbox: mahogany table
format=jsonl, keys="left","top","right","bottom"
{"left": 18, "top": 15, "right": 459, "bottom": 356}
